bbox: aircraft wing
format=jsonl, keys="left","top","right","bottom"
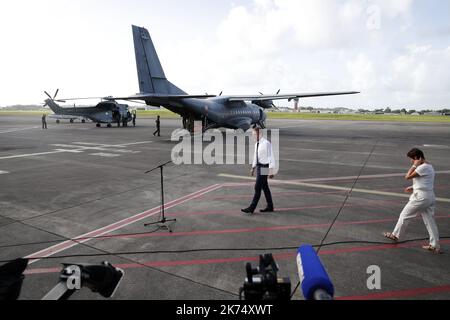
{"left": 111, "top": 93, "right": 216, "bottom": 101}
{"left": 227, "top": 91, "right": 360, "bottom": 102}
{"left": 57, "top": 94, "right": 217, "bottom": 104}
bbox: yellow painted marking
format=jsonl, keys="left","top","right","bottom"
{"left": 218, "top": 174, "right": 450, "bottom": 203}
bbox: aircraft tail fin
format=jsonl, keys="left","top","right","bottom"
{"left": 132, "top": 25, "right": 186, "bottom": 95}
{"left": 45, "top": 99, "right": 63, "bottom": 114}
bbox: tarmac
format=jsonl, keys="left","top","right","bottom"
{"left": 0, "top": 114, "right": 449, "bottom": 300}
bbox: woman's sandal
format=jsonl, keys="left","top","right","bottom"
{"left": 422, "top": 245, "right": 442, "bottom": 254}
{"left": 383, "top": 232, "right": 399, "bottom": 242}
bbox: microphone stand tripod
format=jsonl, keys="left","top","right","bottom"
{"left": 144, "top": 161, "right": 176, "bottom": 232}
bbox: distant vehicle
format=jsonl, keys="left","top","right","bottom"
{"left": 43, "top": 90, "right": 132, "bottom": 127}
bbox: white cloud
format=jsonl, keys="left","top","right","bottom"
{"left": 185, "top": 0, "right": 449, "bottom": 109}
{"left": 382, "top": 45, "right": 450, "bottom": 106}
{"left": 347, "top": 54, "right": 376, "bottom": 91}
{"left": 0, "top": 0, "right": 449, "bottom": 110}
{"left": 376, "top": 0, "right": 414, "bottom": 18}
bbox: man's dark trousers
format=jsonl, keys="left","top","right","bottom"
{"left": 249, "top": 164, "right": 274, "bottom": 211}
{"left": 153, "top": 124, "right": 160, "bottom": 136}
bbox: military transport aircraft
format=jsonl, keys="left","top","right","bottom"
{"left": 43, "top": 90, "right": 132, "bottom": 127}
{"left": 118, "top": 25, "right": 360, "bottom": 132}
{"left": 59, "top": 25, "right": 359, "bottom": 132}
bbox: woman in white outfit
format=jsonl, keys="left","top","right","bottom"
{"left": 384, "top": 148, "right": 441, "bottom": 254}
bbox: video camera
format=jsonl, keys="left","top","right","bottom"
{"left": 0, "top": 258, "right": 124, "bottom": 300}
{"left": 240, "top": 246, "right": 334, "bottom": 301}
{"left": 239, "top": 253, "right": 291, "bottom": 301}
{"left": 43, "top": 261, "right": 124, "bottom": 300}
{"left": 0, "top": 259, "right": 28, "bottom": 300}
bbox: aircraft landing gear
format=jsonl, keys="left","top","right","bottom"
{"left": 258, "top": 121, "right": 266, "bottom": 129}
{"left": 56, "top": 120, "right": 60, "bottom": 124}
{"left": 82, "top": 119, "right": 86, "bottom": 123}
{"left": 70, "top": 119, "right": 74, "bottom": 124}
{"left": 188, "top": 114, "right": 195, "bottom": 134}
{"left": 107, "top": 123, "right": 112, "bottom": 128}
{"left": 96, "top": 123, "right": 101, "bottom": 128}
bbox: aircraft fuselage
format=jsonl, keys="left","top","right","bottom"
{"left": 146, "top": 97, "right": 266, "bottom": 131}
{"left": 45, "top": 99, "right": 132, "bottom": 125}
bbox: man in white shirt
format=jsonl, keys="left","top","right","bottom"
{"left": 384, "top": 148, "right": 441, "bottom": 254}
{"left": 241, "top": 126, "right": 275, "bottom": 215}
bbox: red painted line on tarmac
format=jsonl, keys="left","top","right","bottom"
{"left": 72, "top": 214, "right": 450, "bottom": 241}
{"left": 24, "top": 253, "right": 294, "bottom": 275}
{"left": 166, "top": 203, "right": 363, "bottom": 217}
{"left": 25, "top": 240, "right": 450, "bottom": 275}
{"left": 165, "top": 197, "right": 411, "bottom": 219}
{"left": 202, "top": 190, "right": 347, "bottom": 201}
{"left": 319, "top": 239, "right": 450, "bottom": 255}
{"left": 21, "top": 204, "right": 429, "bottom": 256}
{"left": 25, "top": 184, "right": 222, "bottom": 264}
{"left": 25, "top": 267, "right": 61, "bottom": 275}
{"left": 336, "top": 285, "right": 450, "bottom": 300}
{"left": 102, "top": 218, "right": 394, "bottom": 239}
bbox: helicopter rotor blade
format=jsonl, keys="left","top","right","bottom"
{"left": 44, "top": 91, "right": 52, "bottom": 100}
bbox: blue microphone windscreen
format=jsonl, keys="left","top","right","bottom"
{"left": 297, "top": 245, "right": 334, "bottom": 300}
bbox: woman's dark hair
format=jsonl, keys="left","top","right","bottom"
{"left": 407, "top": 148, "right": 425, "bottom": 160}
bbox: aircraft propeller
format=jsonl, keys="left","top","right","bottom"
{"left": 206, "top": 91, "right": 223, "bottom": 96}
{"left": 259, "top": 89, "right": 281, "bottom": 110}
{"left": 43, "top": 89, "right": 66, "bottom": 107}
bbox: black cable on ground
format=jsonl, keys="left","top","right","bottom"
{"left": 14, "top": 218, "right": 239, "bottom": 298}
{"left": 0, "top": 162, "right": 239, "bottom": 298}
{"left": 0, "top": 157, "right": 446, "bottom": 298}
{"left": 2, "top": 236, "right": 448, "bottom": 264}
{"left": 0, "top": 167, "right": 192, "bottom": 230}
{"left": 290, "top": 140, "right": 380, "bottom": 299}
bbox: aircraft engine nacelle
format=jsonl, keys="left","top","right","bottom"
{"left": 252, "top": 100, "right": 274, "bottom": 109}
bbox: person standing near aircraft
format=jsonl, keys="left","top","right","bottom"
{"left": 114, "top": 111, "right": 121, "bottom": 127}
{"left": 132, "top": 111, "right": 137, "bottom": 127}
{"left": 384, "top": 148, "right": 441, "bottom": 254}
{"left": 153, "top": 115, "right": 161, "bottom": 137}
{"left": 126, "top": 111, "right": 132, "bottom": 127}
{"left": 42, "top": 114, "right": 47, "bottom": 130}
{"left": 122, "top": 113, "right": 127, "bottom": 127}
{"left": 241, "top": 126, "right": 275, "bottom": 215}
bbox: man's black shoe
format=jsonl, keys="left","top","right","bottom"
{"left": 260, "top": 207, "right": 274, "bottom": 213}
{"left": 241, "top": 208, "right": 254, "bottom": 215}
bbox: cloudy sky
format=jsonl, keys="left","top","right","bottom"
{"left": 0, "top": 0, "right": 449, "bottom": 109}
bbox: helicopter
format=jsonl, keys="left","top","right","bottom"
{"left": 43, "top": 90, "right": 132, "bottom": 128}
